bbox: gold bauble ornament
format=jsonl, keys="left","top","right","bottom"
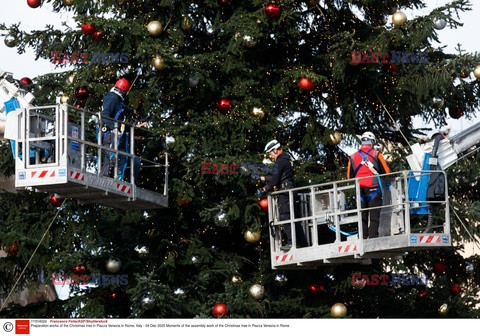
{"left": 152, "top": 55, "right": 165, "bottom": 70}
{"left": 60, "top": 95, "right": 69, "bottom": 104}
{"left": 249, "top": 284, "right": 265, "bottom": 300}
{"left": 328, "top": 130, "right": 342, "bottom": 146}
{"left": 244, "top": 230, "right": 261, "bottom": 243}
{"left": 474, "top": 65, "right": 480, "bottom": 80}
{"left": 251, "top": 107, "right": 265, "bottom": 120}
{"left": 63, "top": 0, "right": 74, "bottom": 5}
{"left": 181, "top": 16, "right": 193, "bottom": 31}
{"left": 392, "top": 11, "right": 407, "bottom": 26}
{"left": 330, "top": 303, "right": 347, "bottom": 318}
{"left": 147, "top": 20, "right": 163, "bottom": 36}
{"left": 231, "top": 275, "right": 243, "bottom": 283}
{"left": 438, "top": 303, "right": 448, "bottom": 316}
{"left": 66, "top": 73, "right": 75, "bottom": 85}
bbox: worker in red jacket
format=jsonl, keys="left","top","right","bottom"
{"left": 347, "top": 131, "right": 391, "bottom": 239}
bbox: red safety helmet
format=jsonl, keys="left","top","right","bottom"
{"left": 114, "top": 78, "right": 130, "bottom": 92}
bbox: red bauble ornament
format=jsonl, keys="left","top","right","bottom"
{"left": 308, "top": 283, "right": 325, "bottom": 294}
{"left": 7, "top": 243, "right": 19, "bottom": 257}
{"left": 449, "top": 107, "right": 463, "bottom": 119}
{"left": 49, "top": 193, "right": 64, "bottom": 207}
{"left": 72, "top": 264, "right": 87, "bottom": 275}
{"left": 216, "top": 98, "right": 232, "bottom": 113}
{"left": 109, "top": 292, "right": 120, "bottom": 301}
{"left": 92, "top": 31, "right": 102, "bottom": 41}
{"left": 259, "top": 197, "right": 268, "bottom": 212}
{"left": 433, "top": 261, "right": 446, "bottom": 275}
{"left": 81, "top": 22, "right": 96, "bottom": 35}
{"left": 299, "top": 77, "right": 315, "bottom": 91}
{"left": 384, "top": 62, "right": 399, "bottom": 75}
{"left": 212, "top": 303, "right": 228, "bottom": 317}
{"left": 265, "top": 3, "right": 281, "bottom": 19}
{"left": 418, "top": 291, "right": 429, "bottom": 298}
{"left": 74, "top": 86, "right": 89, "bottom": 100}
{"left": 27, "top": 0, "right": 41, "bottom": 8}
{"left": 219, "top": 0, "right": 232, "bottom": 5}
{"left": 450, "top": 283, "right": 461, "bottom": 296}
{"left": 20, "top": 77, "right": 33, "bottom": 86}
{"left": 179, "top": 198, "right": 190, "bottom": 208}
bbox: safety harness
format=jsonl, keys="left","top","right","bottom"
{"left": 354, "top": 148, "right": 384, "bottom": 202}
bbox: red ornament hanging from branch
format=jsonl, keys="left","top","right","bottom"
{"left": 81, "top": 22, "right": 96, "bottom": 35}
{"left": 7, "top": 243, "right": 19, "bottom": 257}
{"left": 449, "top": 107, "right": 462, "bottom": 119}
{"left": 299, "top": 77, "right": 315, "bottom": 91}
{"left": 265, "top": 3, "right": 281, "bottom": 19}
{"left": 216, "top": 98, "right": 232, "bottom": 114}
{"left": 259, "top": 197, "right": 268, "bottom": 212}
{"left": 49, "top": 193, "right": 64, "bottom": 207}
{"left": 27, "top": 0, "right": 41, "bottom": 8}
{"left": 212, "top": 303, "right": 228, "bottom": 317}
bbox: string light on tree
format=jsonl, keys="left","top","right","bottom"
{"left": 392, "top": 11, "right": 407, "bottom": 26}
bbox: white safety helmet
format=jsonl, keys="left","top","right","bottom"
{"left": 264, "top": 139, "right": 281, "bottom": 153}
{"left": 361, "top": 131, "right": 376, "bottom": 144}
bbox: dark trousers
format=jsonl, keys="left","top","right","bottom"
{"left": 101, "top": 131, "right": 114, "bottom": 177}
{"left": 279, "top": 193, "right": 308, "bottom": 247}
{"left": 360, "top": 188, "right": 382, "bottom": 239}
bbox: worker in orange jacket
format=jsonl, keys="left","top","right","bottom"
{"left": 347, "top": 131, "right": 391, "bottom": 239}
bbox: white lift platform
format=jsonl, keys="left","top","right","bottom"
{"left": 268, "top": 170, "right": 450, "bottom": 269}
{"left": 6, "top": 103, "right": 168, "bottom": 210}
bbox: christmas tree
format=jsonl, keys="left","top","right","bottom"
{"left": 1, "top": 0, "right": 480, "bottom": 319}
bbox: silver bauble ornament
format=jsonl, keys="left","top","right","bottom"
{"left": 141, "top": 293, "right": 156, "bottom": 310}
{"left": 174, "top": 288, "right": 185, "bottom": 295}
{"left": 251, "top": 107, "right": 265, "bottom": 120}
{"left": 106, "top": 258, "right": 121, "bottom": 273}
{"left": 4, "top": 36, "right": 17, "bottom": 48}
{"left": 249, "top": 284, "right": 265, "bottom": 300}
{"left": 275, "top": 273, "right": 288, "bottom": 283}
{"left": 165, "top": 136, "right": 176, "bottom": 150}
{"left": 433, "top": 18, "right": 447, "bottom": 30}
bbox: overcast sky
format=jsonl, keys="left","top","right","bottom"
{"left": 0, "top": 0, "right": 479, "bottom": 136}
